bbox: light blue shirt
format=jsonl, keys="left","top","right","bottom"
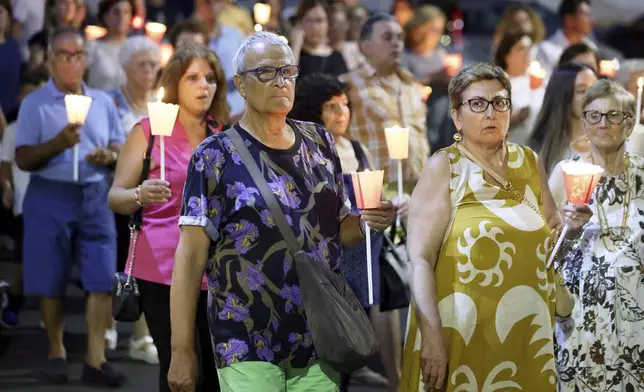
{"left": 209, "top": 25, "right": 245, "bottom": 116}
{"left": 15, "top": 79, "right": 125, "bottom": 184}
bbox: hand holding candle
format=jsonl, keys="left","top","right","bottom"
{"left": 64, "top": 94, "right": 93, "bottom": 182}
{"left": 147, "top": 88, "right": 179, "bottom": 181}
{"left": 546, "top": 161, "right": 603, "bottom": 268}
{"left": 351, "top": 170, "right": 392, "bottom": 305}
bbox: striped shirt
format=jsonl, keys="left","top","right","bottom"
{"left": 340, "top": 63, "right": 429, "bottom": 185}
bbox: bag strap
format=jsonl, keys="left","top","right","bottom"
{"left": 226, "top": 127, "right": 303, "bottom": 256}
{"left": 129, "top": 133, "right": 156, "bottom": 231}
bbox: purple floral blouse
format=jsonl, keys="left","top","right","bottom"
{"left": 179, "top": 119, "right": 352, "bottom": 369}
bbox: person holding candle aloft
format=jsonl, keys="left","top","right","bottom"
{"left": 548, "top": 79, "right": 644, "bottom": 392}
{"left": 290, "top": 73, "right": 410, "bottom": 391}
{"left": 400, "top": 62, "right": 592, "bottom": 392}
{"left": 14, "top": 27, "right": 126, "bottom": 386}
{"left": 341, "top": 13, "right": 429, "bottom": 195}
{"left": 108, "top": 44, "right": 227, "bottom": 392}
{"left": 104, "top": 34, "right": 160, "bottom": 364}
{"left": 168, "top": 32, "right": 396, "bottom": 392}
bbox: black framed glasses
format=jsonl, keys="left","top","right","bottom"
{"left": 238, "top": 65, "right": 300, "bottom": 82}
{"left": 459, "top": 98, "right": 512, "bottom": 113}
{"left": 53, "top": 50, "right": 88, "bottom": 63}
{"left": 582, "top": 110, "right": 631, "bottom": 125}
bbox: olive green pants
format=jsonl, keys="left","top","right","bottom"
{"left": 217, "top": 361, "right": 339, "bottom": 392}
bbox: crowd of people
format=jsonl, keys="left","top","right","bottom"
{"left": 0, "top": 0, "right": 642, "bottom": 391}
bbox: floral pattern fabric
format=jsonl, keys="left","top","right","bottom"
{"left": 179, "top": 119, "right": 351, "bottom": 369}
{"left": 553, "top": 154, "right": 644, "bottom": 392}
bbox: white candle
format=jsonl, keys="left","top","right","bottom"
{"left": 147, "top": 88, "right": 179, "bottom": 181}
{"left": 64, "top": 94, "right": 92, "bottom": 182}
{"left": 636, "top": 77, "right": 643, "bottom": 126}
{"left": 546, "top": 161, "right": 604, "bottom": 268}
{"left": 365, "top": 223, "right": 373, "bottom": 305}
{"left": 73, "top": 145, "right": 79, "bottom": 182}
{"left": 145, "top": 22, "right": 167, "bottom": 43}
{"left": 351, "top": 170, "right": 384, "bottom": 306}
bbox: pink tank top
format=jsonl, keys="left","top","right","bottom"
{"left": 130, "top": 118, "right": 217, "bottom": 290}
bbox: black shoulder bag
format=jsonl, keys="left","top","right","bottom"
{"left": 226, "top": 128, "right": 379, "bottom": 374}
{"left": 112, "top": 134, "right": 156, "bottom": 322}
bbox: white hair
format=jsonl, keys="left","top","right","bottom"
{"left": 616, "top": 59, "right": 644, "bottom": 86}
{"left": 119, "top": 36, "right": 161, "bottom": 69}
{"left": 232, "top": 32, "right": 292, "bottom": 74}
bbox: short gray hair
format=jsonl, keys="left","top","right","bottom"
{"left": 448, "top": 62, "right": 512, "bottom": 109}
{"left": 232, "top": 32, "right": 292, "bottom": 74}
{"left": 615, "top": 59, "right": 644, "bottom": 87}
{"left": 583, "top": 79, "right": 636, "bottom": 117}
{"left": 119, "top": 36, "right": 161, "bottom": 69}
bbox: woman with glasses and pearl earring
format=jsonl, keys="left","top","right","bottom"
{"left": 400, "top": 62, "right": 592, "bottom": 392}
{"left": 548, "top": 79, "right": 644, "bottom": 392}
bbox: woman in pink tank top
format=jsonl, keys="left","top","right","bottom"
{"left": 108, "top": 45, "right": 228, "bottom": 392}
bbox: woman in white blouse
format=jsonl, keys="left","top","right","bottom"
{"left": 494, "top": 31, "right": 545, "bottom": 145}
{"left": 86, "top": 0, "right": 133, "bottom": 91}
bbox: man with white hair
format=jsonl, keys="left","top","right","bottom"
{"left": 167, "top": 31, "right": 397, "bottom": 392}
{"left": 14, "top": 27, "right": 126, "bottom": 387}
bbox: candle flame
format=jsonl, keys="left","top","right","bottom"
{"left": 254, "top": 3, "right": 272, "bottom": 25}
{"left": 254, "top": 24, "right": 263, "bottom": 32}
{"left": 156, "top": 87, "right": 164, "bottom": 101}
{"left": 132, "top": 16, "right": 144, "bottom": 29}
{"left": 638, "top": 77, "right": 644, "bottom": 89}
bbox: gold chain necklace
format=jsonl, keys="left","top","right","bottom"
{"left": 591, "top": 152, "right": 631, "bottom": 250}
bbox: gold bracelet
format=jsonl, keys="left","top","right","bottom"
{"left": 134, "top": 185, "right": 143, "bottom": 207}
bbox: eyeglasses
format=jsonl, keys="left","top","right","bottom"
{"left": 582, "top": 110, "right": 631, "bottom": 125}
{"left": 459, "top": 98, "right": 512, "bottom": 113}
{"left": 54, "top": 50, "right": 88, "bottom": 63}
{"left": 238, "top": 65, "right": 300, "bottom": 83}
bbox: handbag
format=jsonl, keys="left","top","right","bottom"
{"left": 112, "top": 133, "right": 156, "bottom": 322}
{"left": 456, "top": 143, "right": 575, "bottom": 316}
{"left": 227, "top": 127, "right": 379, "bottom": 374}
{"left": 379, "top": 220, "right": 410, "bottom": 312}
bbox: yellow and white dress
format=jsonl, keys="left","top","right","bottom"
{"left": 401, "top": 143, "right": 557, "bottom": 392}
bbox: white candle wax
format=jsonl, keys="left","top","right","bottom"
{"left": 365, "top": 224, "right": 373, "bottom": 305}
{"left": 384, "top": 125, "right": 410, "bottom": 160}
{"left": 64, "top": 95, "right": 92, "bottom": 183}
{"left": 636, "top": 77, "right": 643, "bottom": 126}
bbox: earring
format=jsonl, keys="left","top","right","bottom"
{"left": 453, "top": 130, "right": 463, "bottom": 142}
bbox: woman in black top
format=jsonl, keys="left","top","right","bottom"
{"left": 290, "top": 0, "right": 349, "bottom": 79}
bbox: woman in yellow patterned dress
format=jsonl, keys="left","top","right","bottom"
{"left": 400, "top": 63, "right": 593, "bottom": 392}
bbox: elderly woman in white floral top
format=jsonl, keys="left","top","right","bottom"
{"left": 549, "top": 79, "right": 644, "bottom": 391}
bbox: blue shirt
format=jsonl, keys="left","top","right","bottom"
{"left": 15, "top": 79, "right": 125, "bottom": 184}
{"left": 0, "top": 38, "right": 23, "bottom": 117}
{"left": 209, "top": 25, "right": 245, "bottom": 116}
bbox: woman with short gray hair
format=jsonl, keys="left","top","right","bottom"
{"left": 400, "top": 62, "right": 591, "bottom": 391}
{"left": 105, "top": 34, "right": 161, "bottom": 365}
{"left": 549, "top": 79, "right": 644, "bottom": 392}
{"left": 168, "top": 31, "right": 398, "bottom": 391}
